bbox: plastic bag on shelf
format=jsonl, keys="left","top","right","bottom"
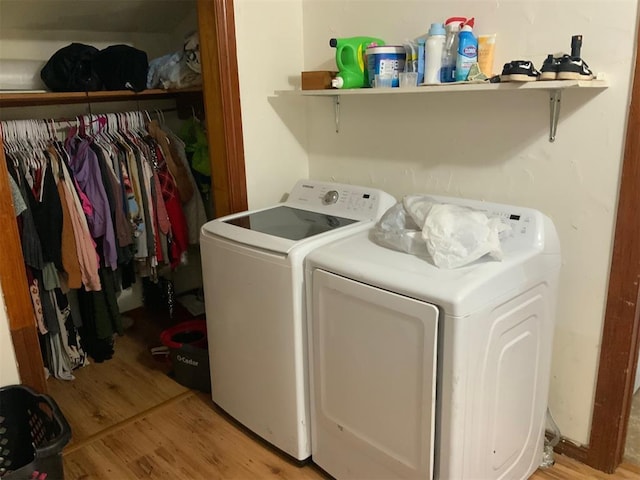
{"left": 147, "top": 52, "right": 202, "bottom": 90}
{"left": 147, "top": 31, "right": 202, "bottom": 90}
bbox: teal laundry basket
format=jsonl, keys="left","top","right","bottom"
{"left": 0, "top": 385, "right": 71, "bottom": 479}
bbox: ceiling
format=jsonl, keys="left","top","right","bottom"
{"left": 0, "top": 0, "right": 196, "bottom": 34}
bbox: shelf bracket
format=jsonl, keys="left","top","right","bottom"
{"left": 549, "top": 89, "right": 562, "bottom": 142}
{"left": 334, "top": 95, "right": 341, "bottom": 133}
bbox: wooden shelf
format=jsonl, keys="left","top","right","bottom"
{"left": 275, "top": 79, "right": 607, "bottom": 97}
{"left": 0, "top": 87, "right": 202, "bottom": 108}
{"left": 275, "top": 79, "right": 608, "bottom": 141}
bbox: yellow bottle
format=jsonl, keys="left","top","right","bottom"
{"left": 478, "top": 34, "right": 497, "bottom": 77}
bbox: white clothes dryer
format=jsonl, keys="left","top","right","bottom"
{"left": 199, "top": 179, "right": 396, "bottom": 461}
{"left": 305, "top": 195, "right": 561, "bottom": 480}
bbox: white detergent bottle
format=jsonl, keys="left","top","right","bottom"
{"left": 425, "top": 23, "right": 446, "bottom": 84}
{"left": 455, "top": 18, "right": 477, "bottom": 82}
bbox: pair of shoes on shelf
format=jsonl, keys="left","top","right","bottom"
{"left": 500, "top": 55, "right": 593, "bottom": 82}
{"left": 539, "top": 54, "right": 593, "bottom": 80}
{"left": 544, "top": 34, "right": 594, "bottom": 81}
{"left": 501, "top": 60, "right": 540, "bottom": 82}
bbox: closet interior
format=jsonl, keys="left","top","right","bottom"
{"left": 0, "top": 0, "right": 245, "bottom": 443}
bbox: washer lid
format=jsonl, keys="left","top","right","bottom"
{"left": 201, "top": 205, "right": 360, "bottom": 254}
{"left": 200, "top": 179, "right": 398, "bottom": 254}
{"left": 223, "top": 205, "right": 357, "bottom": 241}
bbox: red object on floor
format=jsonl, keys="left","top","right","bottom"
{"left": 160, "top": 319, "right": 208, "bottom": 350}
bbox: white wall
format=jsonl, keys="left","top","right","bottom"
{"left": 0, "top": 283, "right": 21, "bottom": 387}
{"left": 234, "top": 0, "right": 637, "bottom": 446}
{"left": 234, "top": 0, "right": 309, "bottom": 209}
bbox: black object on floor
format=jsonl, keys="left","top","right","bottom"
{"left": 0, "top": 385, "right": 72, "bottom": 479}
{"left": 160, "top": 319, "right": 211, "bottom": 393}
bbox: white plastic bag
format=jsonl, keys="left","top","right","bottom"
{"left": 422, "top": 203, "right": 511, "bottom": 269}
{"left": 373, "top": 196, "right": 511, "bottom": 268}
{"left": 372, "top": 202, "right": 431, "bottom": 259}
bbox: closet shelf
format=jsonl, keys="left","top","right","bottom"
{"left": 275, "top": 79, "right": 608, "bottom": 142}
{"left": 0, "top": 87, "right": 202, "bottom": 108}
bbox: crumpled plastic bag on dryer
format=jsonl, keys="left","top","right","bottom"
{"left": 372, "top": 202, "right": 431, "bottom": 259}
{"left": 372, "top": 195, "right": 512, "bottom": 269}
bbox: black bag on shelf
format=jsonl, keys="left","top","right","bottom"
{"left": 94, "top": 44, "right": 149, "bottom": 92}
{"left": 40, "top": 42, "right": 103, "bottom": 92}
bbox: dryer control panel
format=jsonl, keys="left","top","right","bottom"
{"left": 421, "top": 194, "right": 553, "bottom": 253}
{"left": 286, "top": 180, "right": 397, "bottom": 221}
{"left": 484, "top": 209, "right": 534, "bottom": 237}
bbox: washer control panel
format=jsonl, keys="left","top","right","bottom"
{"left": 323, "top": 190, "right": 340, "bottom": 205}
{"left": 286, "top": 180, "right": 396, "bottom": 220}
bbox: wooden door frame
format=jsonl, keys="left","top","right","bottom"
{"left": 554, "top": 18, "right": 640, "bottom": 473}
{"left": 198, "top": 0, "right": 247, "bottom": 217}
{"left": 2, "top": 0, "right": 247, "bottom": 392}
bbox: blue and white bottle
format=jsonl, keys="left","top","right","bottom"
{"left": 455, "top": 23, "right": 477, "bottom": 82}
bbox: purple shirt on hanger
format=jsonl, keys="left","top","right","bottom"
{"left": 65, "top": 137, "right": 118, "bottom": 270}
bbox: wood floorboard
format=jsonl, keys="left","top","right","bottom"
{"left": 62, "top": 391, "right": 640, "bottom": 480}
{"left": 48, "top": 310, "right": 189, "bottom": 444}
{"left": 52, "top": 310, "right": 640, "bottom": 479}
{"left": 63, "top": 392, "right": 326, "bottom": 480}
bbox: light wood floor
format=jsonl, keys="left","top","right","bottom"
{"left": 49, "top": 312, "right": 640, "bottom": 480}
{"left": 47, "top": 310, "right": 188, "bottom": 444}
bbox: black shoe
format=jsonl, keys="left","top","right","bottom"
{"left": 557, "top": 56, "right": 593, "bottom": 80}
{"left": 500, "top": 60, "right": 540, "bottom": 82}
{"left": 540, "top": 54, "right": 564, "bottom": 81}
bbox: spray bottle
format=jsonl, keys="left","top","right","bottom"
{"left": 455, "top": 18, "right": 477, "bottom": 82}
{"left": 440, "top": 17, "right": 466, "bottom": 83}
{"left": 330, "top": 36, "right": 385, "bottom": 89}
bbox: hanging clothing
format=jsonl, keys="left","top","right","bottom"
{"left": 8, "top": 164, "right": 44, "bottom": 271}
{"left": 167, "top": 130, "right": 208, "bottom": 244}
{"left": 26, "top": 160, "right": 64, "bottom": 272}
{"left": 56, "top": 181, "right": 83, "bottom": 289}
{"left": 57, "top": 158, "right": 102, "bottom": 292}
{"left": 66, "top": 136, "right": 118, "bottom": 270}
{"left": 2, "top": 111, "right": 205, "bottom": 377}
{"left": 148, "top": 119, "right": 193, "bottom": 202}
{"left": 8, "top": 175, "right": 27, "bottom": 216}
{"left": 155, "top": 157, "right": 189, "bottom": 268}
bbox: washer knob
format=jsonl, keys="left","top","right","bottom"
{"left": 323, "top": 190, "right": 339, "bottom": 205}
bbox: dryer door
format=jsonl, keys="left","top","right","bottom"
{"left": 310, "top": 269, "right": 439, "bottom": 480}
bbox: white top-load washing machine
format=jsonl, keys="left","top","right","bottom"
{"left": 305, "top": 195, "right": 561, "bottom": 480}
{"left": 199, "top": 179, "right": 396, "bottom": 461}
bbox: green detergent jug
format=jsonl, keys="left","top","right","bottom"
{"left": 330, "top": 36, "right": 385, "bottom": 89}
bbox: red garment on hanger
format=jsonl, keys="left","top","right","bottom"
{"left": 156, "top": 159, "right": 188, "bottom": 269}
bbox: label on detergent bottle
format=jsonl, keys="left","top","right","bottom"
{"left": 379, "top": 58, "right": 401, "bottom": 76}
{"left": 367, "top": 46, "right": 406, "bottom": 87}
{"left": 455, "top": 25, "right": 477, "bottom": 82}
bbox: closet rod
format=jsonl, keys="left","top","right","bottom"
{"left": 38, "top": 107, "right": 179, "bottom": 125}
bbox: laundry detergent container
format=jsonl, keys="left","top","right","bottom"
{"left": 366, "top": 45, "right": 406, "bottom": 87}
{"left": 160, "top": 319, "right": 211, "bottom": 392}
